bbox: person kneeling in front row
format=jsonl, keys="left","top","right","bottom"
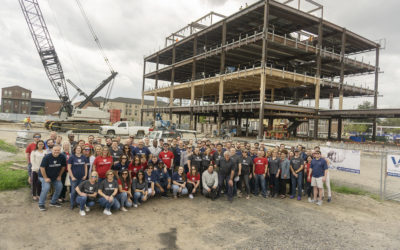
{"left": 98, "top": 170, "right": 120, "bottom": 215}
{"left": 132, "top": 170, "right": 148, "bottom": 207}
{"left": 172, "top": 166, "right": 188, "bottom": 198}
{"left": 75, "top": 171, "right": 99, "bottom": 216}
{"left": 202, "top": 164, "right": 218, "bottom": 200}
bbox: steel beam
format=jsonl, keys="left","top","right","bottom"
{"left": 339, "top": 29, "right": 346, "bottom": 110}
{"left": 372, "top": 45, "right": 380, "bottom": 142}
{"left": 313, "top": 19, "right": 323, "bottom": 139}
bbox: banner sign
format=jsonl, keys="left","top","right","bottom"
{"left": 387, "top": 155, "right": 400, "bottom": 177}
{"left": 320, "top": 147, "right": 361, "bottom": 174}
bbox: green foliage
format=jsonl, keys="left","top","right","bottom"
{"left": 0, "top": 139, "right": 18, "bottom": 153}
{"left": 357, "top": 101, "right": 374, "bottom": 110}
{"left": 0, "top": 162, "right": 28, "bottom": 191}
{"left": 199, "top": 116, "right": 207, "bottom": 123}
{"left": 344, "top": 124, "right": 368, "bottom": 133}
{"left": 331, "top": 182, "right": 380, "bottom": 201}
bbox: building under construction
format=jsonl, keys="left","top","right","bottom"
{"left": 140, "top": 0, "right": 381, "bottom": 140}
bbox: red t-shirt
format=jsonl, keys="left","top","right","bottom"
{"left": 159, "top": 151, "right": 174, "bottom": 169}
{"left": 253, "top": 157, "right": 268, "bottom": 175}
{"left": 128, "top": 163, "right": 142, "bottom": 178}
{"left": 118, "top": 179, "right": 129, "bottom": 191}
{"left": 305, "top": 162, "right": 311, "bottom": 183}
{"left": 26, "top": 143, "right": 36, "bottom": 163}
{"left": 187, "top": 173, "right": 200, "bottom": 183}
{"left": 93, "top": 156, "right": 113, "bottom": 179}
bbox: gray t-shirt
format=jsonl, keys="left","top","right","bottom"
{"left": 239, "top": 156, "right": 253, "bottom": 175}
{"left": 268, "top": 157, "right": 280, "bottom": 175}
{"left": 290, "top": 157, "right": 304, "bottom": 172}
{"left": 77, "top": 180, "right": 98, "bottom": 201}
{"left": 109, "top": 148, "right": 123, "bottom": 163}
{"left": 132, "top": 178, "right": 148, "bottom": 191}
{"left": 99, "top": 179, "right": 118, "bottom": 196}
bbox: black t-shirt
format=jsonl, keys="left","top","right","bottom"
{"left": 78, "top": 180, "right": 98, "bottom": 201}
{"left": 290, "top": 157, "right": 304, "bottom": 172}
{"left": 109, "top": 148, "right": 123, "bottom": 163}
{"left": 212, "top": 151, "right": 224, "bottom": 166}
{"left": 189, "top": 153, "right": 202, "bottom": 170}
{"left": 240, "top": 156, "right": 253, "bottom": 175}
{"left": 201, "top": 154, "right": 212, "bottom": 170}
{"left": 217, "top": 158, "right": 235, "bottom": 176}
{"left": 230, "top": 154, "right": 240, "bottom": 175}
{"left": 39, "top": 153, "right": 66, "bottom": 181}
{"left": 99, "top": 179, "right": 118, "bottom": 196}
{"left": 268, "top": 157, "right": 280, "bottom": 175}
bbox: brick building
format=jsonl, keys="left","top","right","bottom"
{"left": 1, "top": 85, "right": 31, "bottom": 114}
{"left": 30, "top": 98, "right": 62, "bottom": 115}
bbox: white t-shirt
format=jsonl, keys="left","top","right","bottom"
{"left": 30, "top": 150, "right": 46, "bottom": 172}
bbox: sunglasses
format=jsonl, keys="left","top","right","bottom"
{"left": 107, "top": 173, "right": 114, "bottom": 176}
{"left": 91, "top": 175, "right": 98, "bottom": 178}
{"left": 122, "top": 172, "right": 128, "bottom": 175}
{"left": 84, "top": 149, "right": 90, "bottom": 151}
{"left": 34, "top": 136, "right": 41, "bottom": 138}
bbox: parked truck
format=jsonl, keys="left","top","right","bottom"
{"left": 99, "top": 121, "right": 151, "bottom": 137}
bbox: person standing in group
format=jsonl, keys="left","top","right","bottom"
{"left": 212, "top": 143, "right": 224, "bottom": 170}
{"left": 217, "top": 151, "right": 235, "bottom": 202}
{"left": 117, "top": 170, "right": 133, "bottom": 211}
{"left": 145, "top": 165, "right": 157, "bottom": 198}
{"left": 132, "top": 170, "right": 148, "bottom": 207}
{"left": 129, "top": 156, "right": 143, "bottom": 179}
{"left": 159, "top": 143, "right": 175, "bottom": 176}
{"left": 323, "top": 157, "right": 332, "bottom": 203}
{"left": 202, "top": 164, "right": 218, "bottom": 200}
{"left": 58, "top": 142, "right": 71, "bottom": 203}
{"left": 68, "top": 145, "right": 89, "bottom": 209}
{"left": 308, "top": 150, "right": 328, "bottom": 206}
{"left": 83, "top": 145, "right": 95, "bottom": 179}
{"left": 38, "top": 145, "right": 66, "bottom": 211}
{"left": 122, "top": 144, "right": 133, "bottom": 161}
{"left": 277, "top": 150, "right": 290, "bottom": 199}
{"left": 253, "top": 151, "right": 268, "bottom": 198}
{"left": 304, "top": 155, "right": 313, "bottom": 202}
{"left": 93, "top": 147, "right": 113, "bottom": 182}
{"left": 109, "top": 140, "right": 123, "bottom": 166}
{"left": 290, "top": 149, "right": 304, "bottom": 200}
{"left": 268, "top": 150, "right": 280, "bottom": 198}
{"left": 149, "top": 139, "right": 161, "bottom": 158}
{"left": 172, "top": 166, "right": 188, "bottom": 198}
{"left": 90, "top": 145, "right": 102, "bottom": 174}
{"left": 26, "top": 133, "right": 41, "bottom": 186}
{"left": 132, "top": 140, "right": 151, "bottom": 159}
{"left": 239, "top": 150, "right": 253, "bottom": 200}
{"left": 180, "top": 145, "right": 192, "bottom": 173}
{"left": 98, "top": 170, "right": 120, "bottom": 215}
{"left": 188, "top": 147, "right": 202, "bottom": 174}
{"left": 68, "top": 133, "right": 77, "bottom": 149}
{"left": 186, "top": 166, "right": 200, "bottom": 199}
{"left": 30, "top": 140, "right": 45, "bottom": 201}
{"left": 154, "top": 162, "right": 171, "bottom": 198}
{"left": 112, "top": 154, "right": 131, "bottom": 179}
{"left": 75, "top": 171, "right": 99, "bottom": 216}
{"left": 173, "top": 141, "right": 185, "bottom": 170}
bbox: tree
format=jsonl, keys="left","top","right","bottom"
{"left": 344, "top": 124, "right": 368, "bottom": 134}
{"left": 357, "top": 101, "right": 373, "bottom": 110}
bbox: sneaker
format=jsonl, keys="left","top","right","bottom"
{"left": 49, "top": 202, "right": 62, "bottom": 208}
{"left": 189, "top": 194, "right": 194, "bottom": 199}
{"left": 133, "top": 204, "right": 138, "bottom": 208}
{"left": 327, "top": 197, "right": 332, "bottom": 203}
{"left": 297, "top": 196, "right": 301, "bottom": 201}
{"left": 273, "top": 194, "right": 278, "bottom": 198}
{"left": 121, "top": 207, "right": 128, "bottom": 212}
{"left": 228, "top": 197, "right": 233, "bottom": 203}
{"left": 103, "top": 208, "right": 112, "bottom": 216}
{"left": 317, "top": 200, "right": 322, "bottom": 206}
{"left": 308, "top": 197, "right": 313, "bottom": 203}
{"left": 137, "top": 202, "right": 141, "bottom": 206}
{"left": 289, "top": 195, "right": 295, "bottom": 199}
{"left": 39, "top": 205, "right": 46, "bottom": 211}
{"left": 79, "top": 210, "right": 86, "bottom": 216}
{"left": 246, "top": 195, "right": 250, "bottom": 200}
{"left": 85, "top": 205, "right": 90, "bottom": 212}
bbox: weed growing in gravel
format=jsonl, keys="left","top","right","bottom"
{"left": 331, "top": 182, "right": 380, "bottom": 201}
{"left": 0, "top": 162, "right": 28, "bottom": 191}
{"left": 0, "top": 139, "right": 18, "bottom": 154}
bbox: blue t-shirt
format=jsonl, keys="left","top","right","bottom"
{"left": 155, "top": 168, "right": 170, "bottom": 183}
{"left": 68, "top": 154, "right": 89, "bottom": 180}
{"left": 39, "top": 153, "right": 66, "bottom": 181}
{"left": 174, "top": 147, "right": 185, "bottom": 165}
{"left": 145, "top": 171, "right": 158, "bottom": 187}
{"left": 112, "top": 160, "right": 130, "bottom": 174}
{"left": 133, "top": 146, "right": 151, "bottom": 158}
{"left": 310, "top": 158, "right": 328, "bottom": 178}
{"left": 172, "top": 172, "right": 185, "bottom": 184}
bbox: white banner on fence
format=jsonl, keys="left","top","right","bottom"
{"left": 386, "top": 155, "right": 400, "bottom": 178}
{"left": 320, "top": 147, "right": 361, "bottom": 174}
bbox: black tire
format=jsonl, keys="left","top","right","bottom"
{"left": 107, "top": 130, "right": 115, "bottom": 136}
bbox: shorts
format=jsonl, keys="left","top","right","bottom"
{"left": 311, "top": 177, "right": 323, "bottom": 189}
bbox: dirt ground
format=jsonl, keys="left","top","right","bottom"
{"left": 1, "top": 122, "right": 400, "bottom": 249}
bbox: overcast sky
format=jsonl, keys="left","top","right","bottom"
{"left": 0, "top": 0, "right": 399, "bottom": 110}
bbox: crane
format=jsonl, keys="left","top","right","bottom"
{"left": 19, "top": 0, "right": 118, "bottom": 132}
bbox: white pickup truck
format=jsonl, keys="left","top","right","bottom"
{"left": 99, "top": 121, "right": 151, "bottom": 137}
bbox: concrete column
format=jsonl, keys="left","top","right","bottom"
{"left": 329, "top": 92, "right": 333, "bottom": 109}
{"left": 153, "top": 53, "right": 159, "bottom": 120}
{"left": 245, "top": 117, "right": 249, "bottom": 136}
{"left": 328, "top": 118, "right": 332, "bottom": 140}
{"left": 313, "top": 19, "right": 323, "bottom": 139}
{"left": 190, "top": 36, "right": 197, "bottom": 130}
{"left": 169, "top": 46, "right": 176, "bottom": 120}
{"left": 238, "top": 91, "right": 243, "bottom": 103}
{"left": 271, "top": 88, "right": 275, "bottom": 102}
{"left": 258, "top": 0, "right": 270, "bottom": 139}
{"left": 337, "top": 118, "right": 342, "bottom": 141}
{"left": 218, "top": 21, "right": 227, "bottom": 135}
{"left": 339, "top": 29, "right": 346, "bottom": 110}
{"left": 268, "top": 117, "right": 273, "bottom": 130}
{"left": 140, "top": 59, "right": 146, "bottom": 126}
{"left": 372, "top": 45, "right": 380, "bottom": 142}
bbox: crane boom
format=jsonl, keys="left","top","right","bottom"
{"left": 18, "top": 0, "right": 73, "bottom": 115}
{"left": 66, "top": 79, "right": 98, "bottom": 107}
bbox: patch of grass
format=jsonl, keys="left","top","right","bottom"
{"left": 0, "top": 139, "right": 18, "bottom": 154}
{"left": 0, "top": 162, "right": 28, "bottom": 191}
{"left": 331, "top": 182, "right": 380, "bottom": 201}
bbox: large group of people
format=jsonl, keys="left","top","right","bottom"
{"left": 26, "top": 131, "right": 331, "bottom": 216}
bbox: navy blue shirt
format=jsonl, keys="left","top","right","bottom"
{"left": 310, "top": 158, "right": 328, "bottom": 178}
{"left": 112, "top": 160, "right": 130, "bottom": 174}
{"left": 68, "top": 154, "right": 88, "bottom": 180}
{"left": 155, "top": 168, "right": 170, "bottom": 183}
{"left": 39, "top": 153, "right": 66, "bottom": 181}
{"left": 133, "top": 146, "right": 151, "bottom": 159}
{"left": 145, "top": 171, "right": 158, "bottom": 187}
{"left": 172, "top": 172, "right": 185, "bottom": 184}
{"left": 174, "top": 147, "right": 185, "bottom": 166}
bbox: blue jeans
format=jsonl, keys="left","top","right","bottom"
{"left": 218, "top": 174, "right": 233, "bottom": 199}
{"left": 133, "top": 191, "right": 145, "bottom": 204}
{"left": 172, "top": 184, "right": 188, "bottom": 196}
{"left": 98, "top": 197, "right": 120, "bottom": 210}
{"left": 291, "top": 172, "right": 303, "bottom": 197}
{"left": 116, "top": 192, "right": 132, "bottom": 208}
{"left": 39, "top": 177, "right": 63, "bottom": 206}
{"left": 75, "top": 195, "right": 95, "bottom": 211}
{"left": 70, "top": 179, "right": 83, "bottom": 208}
{"left": 254, "top": 174, "right": 267, "bottom": 197}
{"left": 155, "top": 180, "right": 169, "bottom": 196}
